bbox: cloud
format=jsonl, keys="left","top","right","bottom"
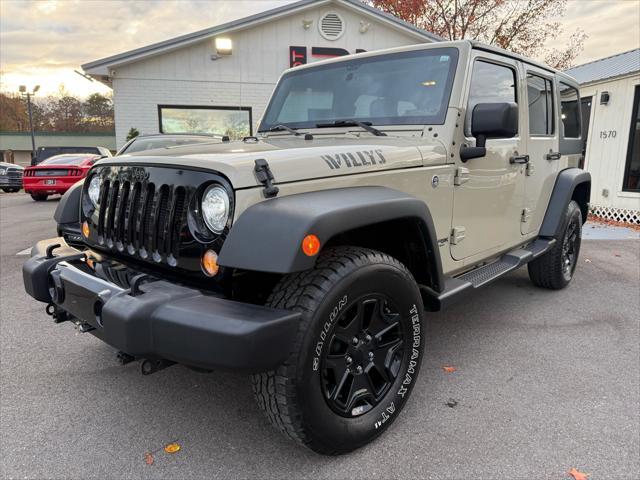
{"left": 1, "top": 0, "right": 638, "bottom": 95}
{"left": 548, "top": 0, "right": 640, "bottom": 64}
{"left": 0, "top": 0, "right": 290, "bottom": 95}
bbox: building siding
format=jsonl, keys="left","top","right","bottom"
{"left": 581, "top": 74, "right": 640, "bottom": 217}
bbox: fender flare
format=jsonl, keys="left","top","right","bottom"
{"left": 539, "top": 168, "right": 591, "bottom": 238}
{"left": 54, "top": 180, "right": 83, "bottom": 225}
{"left": 218, "top": 186, "right": 444, "bottom": 291}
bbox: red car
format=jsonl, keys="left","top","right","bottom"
{"left": 23, "top": 154, "right": 101, "bottom": 201}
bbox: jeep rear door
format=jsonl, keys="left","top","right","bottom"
{"left": 450, "top": 52, "right": 526, "bottom": 261}
{"left": 521, "top": 67, "right": 560, "bottom": 235}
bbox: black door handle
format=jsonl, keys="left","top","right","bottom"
{"left": 545, "top": 152, "right": 562, "bottom": 160}
{"left": 510, "top": 154, "right": 529, "bottom": 164}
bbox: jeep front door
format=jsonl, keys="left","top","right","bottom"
{"left": 521, "top": 68, "right": 560, "bottom": 235}
{"left": 451, "top": 55, "right": 526, "bottom": 261}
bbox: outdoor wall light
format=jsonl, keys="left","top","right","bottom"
{"left": 359, "top": 21, "right": 370, "bottom": 33}
{"left": 215, "top": 37, "right": 233, "bottom": 55}
{"left": 302, "top": 19, "right": 313, "bottom": 29}
{"left": 600, "top": 91, "right": 610, "bottom": 105}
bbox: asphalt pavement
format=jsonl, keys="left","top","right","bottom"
{"left": 1, "top": 191, "right": 639, "bottom": 480}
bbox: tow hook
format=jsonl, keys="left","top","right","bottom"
{"left": 45, "top": 302, "right": 69, "bottom": 324}
{"left": 141, "top": 358, "right": 176, "bottom": 375}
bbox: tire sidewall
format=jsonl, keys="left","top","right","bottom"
{"left": 295, "top": 259, "right": 424, "bottom": 452}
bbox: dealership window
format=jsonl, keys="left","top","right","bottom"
{"left": 559, "top": 82, "right": 581, "bottom": 138}
{"left": 623, "top": 85, "right": 640, "bottom": 192}
{"left": 527, "top": 73, "right": 554, "bottom": 135}
{"left": 158, "top": 105, "right": 252, "bottom": 140}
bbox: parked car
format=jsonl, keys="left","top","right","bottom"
{"left": 116, "top": 133, "right": 226, "bottom": 155}
{"left": 0, "top": 162, "right": 24, "bottom": 192}
{"left": 32, "top": 146, "right": 111, "bottom": 165}
{"left": 24, "top": 40, "right": 590, "bottom": 455}
{"left": 23, "top": 154, "right": 101, "bottom": 201}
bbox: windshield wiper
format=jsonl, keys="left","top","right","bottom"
{"left": 315, "top": 120, "right": 387, "bottom": 137}
{"left": 268, "top": 124, "right": 313, "bottom": 140}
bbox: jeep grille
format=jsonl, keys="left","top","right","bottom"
{"left": 83, "top": 165, "right": 231, "bottom": 274}
{"left": 97, "top": 178, "right": 186, "bottom": 263}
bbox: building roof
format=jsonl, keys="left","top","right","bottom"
{"left": 82, "top": 0, "right": 441, "bottom": 76}
{"left": 565, "top": 48, "right": 640, "bottom": 85}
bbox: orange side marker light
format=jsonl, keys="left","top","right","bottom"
{"left": 202, "top": 249, "right": 219, "bottom": 276}
{"left": 82, "top": 221, "right": 90, "bottom": 238}
{"left": 302, "top": 234, "right": 321, "bottom": 257}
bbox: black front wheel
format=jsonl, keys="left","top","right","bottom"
{"left": 2, "top": 187, "right": 20, "bottom": 193}
{"left": 30, "top": 193, "right": 48, "bottom": 201}
{"left": 528, "top": 200, "right": 582, "bottom": 289}
{"left": 252, "top": 247, "right": 424, "bottom": 455}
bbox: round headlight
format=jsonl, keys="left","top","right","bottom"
{"left": 201, "top": 185, "right": 230, "bottom": 233}
{"left": 88, "top": 176, "right": 101, "bottom": 207}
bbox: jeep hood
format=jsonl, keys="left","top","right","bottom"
{"left": 99, "top": 136, "right": 447, "bottom": 188}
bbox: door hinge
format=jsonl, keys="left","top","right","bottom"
{"left": 526, "top": 163, "right": 535, "bottom": 176}
{"left": 450, "top": 226, "right": 466, "bottom": 245}
{"left": 454, "top": 166, "right": 470, "bottom": 186}
{"left": 521, "top": 208, "right": 532, "bottom": 223}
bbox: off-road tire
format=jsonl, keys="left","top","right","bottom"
{"left": 30, "top": 193, "right": 48, "bottom": 201}
{"left": 251, "top": 247, "right": 424, "bottom": 455}
{"left": 528, "top": 200, "right": 582, "bottom": 289}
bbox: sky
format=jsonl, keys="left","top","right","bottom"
{"left": 1, "top": 0, "right": 639, "bottom": 97}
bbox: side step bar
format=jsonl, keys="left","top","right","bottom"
{"left": 421, "top": 238, "right": 556, "bottom": 311}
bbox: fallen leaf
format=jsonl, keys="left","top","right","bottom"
{"left": 584, "top": 259, "right": 592, "bottom": 263}
{"left": 568, "top": 467, "right": 588, "bottom": 480}
{"left": 144, "top": 452, "right": 154, "bottom": 465}
{"left": 445, "top": 398, "right": 458, "bottom": 408}
{"left": 164, "top": 442, "right": 181, "bottom": 454}
{"left": 614, "top": 253, "right": 621, "bottom": 257}
{"left": 442, "top": 366, "right": 457, "bottom": 373}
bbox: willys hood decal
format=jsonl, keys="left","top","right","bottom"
{"left": 98, "top": 135, "right": 447, "bottom": 189}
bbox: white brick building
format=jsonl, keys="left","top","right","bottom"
{"left": 82, "top": 0, "right": 439, "bottom": 148}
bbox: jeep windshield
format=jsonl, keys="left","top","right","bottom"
{"left": 259, "top": 47, "right": 458, "bottom": 133}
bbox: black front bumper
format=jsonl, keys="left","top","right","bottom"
{"left": 22, "top": 238, "right": 300, "bottom": 372}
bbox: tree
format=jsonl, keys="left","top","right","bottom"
{"left": 83, "top": 93, "right": 114, "bottom": 131}
{"left": 126, "top": 127, "right": 140, "bottom": 141}
{"left": 0, "top": 93, "right": 28, "bottom": 131}
{"left": 49, "top": 95, "right": 84, "bottom": 131}
{"left": 368, "top": 0, "right": 586, "bottom": 69}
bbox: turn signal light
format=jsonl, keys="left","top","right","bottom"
{"left": 302, "top": 234, "right": 321, "bottom": 257}
{"left": 82, "top": 221, "right": 90, "bottom": 238}
{"left": 202, "top": 249, "right": 220, "bottom": 277}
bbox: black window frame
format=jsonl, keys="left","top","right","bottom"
{"left": 526, "top": 72, "right": 555, "bottom": 136}
{"left": 622, "top": 85, "right": 640, "bottom": 193}
{"left": 465, "top": 58, "right": 519, "bottom": 138}
{"left": 157, "top": 104, "right": 253, "bottom": 136}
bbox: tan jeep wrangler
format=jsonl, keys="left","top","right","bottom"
{"left": 24, "top": 40, "right": 590, "bottom": 455}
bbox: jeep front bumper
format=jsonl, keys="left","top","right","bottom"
{"left": 22, "top": 238, "right": 300, "bottom": 372}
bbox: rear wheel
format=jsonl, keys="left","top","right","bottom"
{"left": 2, "top": 187, "right": 19, "bottom": 193}
{"left": 30, "top": 193, "right": 48, "bottom": 201}
{"left": 252, "top": 247, "right": 425, "bottom": 455}
{"left": 528, "top": 200, "right": 582, "bottom": 289}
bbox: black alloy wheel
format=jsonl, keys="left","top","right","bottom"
{"left": 528, "top": 200, "right": 582, "bottom": 289}
{"left": 321, "top": 294, "right": 404, "bottom": 417}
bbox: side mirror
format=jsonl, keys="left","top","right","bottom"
{"left": 460, "top": 102, "right": 518, "bottom": 162}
